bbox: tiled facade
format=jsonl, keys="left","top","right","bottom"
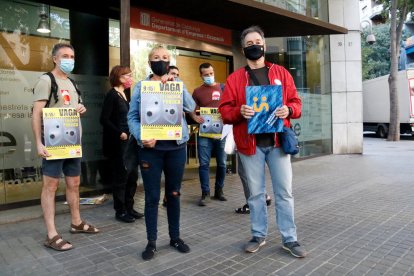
{"left": 329, "top": 0, "right": 363, "bottom": 154}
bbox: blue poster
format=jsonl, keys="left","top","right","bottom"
{"left": 246, "top": 85, "right": 283, "bottom": 134}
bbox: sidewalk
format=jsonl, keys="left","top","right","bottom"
{"left": 1, "top": 137, "right": 414, "bottom": 275}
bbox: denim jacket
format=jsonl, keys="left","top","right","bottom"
{"left": 127, "top": 76, "right": 196, "bottom": 146}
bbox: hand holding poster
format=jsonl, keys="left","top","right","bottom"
{"left": 199, "top": 107, "right": 223, "bottom": 139}
{"left": 140, "top": 81, "right": 183, "bottom": 140}
{"left": 42, "top": 108, "right": 82, "bottom": 160}
{"left": 246, "top": 85, "right": 284, "bottom": 134}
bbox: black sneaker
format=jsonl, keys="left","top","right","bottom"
{"left": 170, "top": 238, "right": 190, "bottom": 253}
{"left": 282, "top": 241, "right": 307, "bottom": 258}
{"left": 142, "top": 241, "right": 156, "bottom": 260}
{"left": 213, "top": 188, "right": 227, "bottom": 201}
{"left": 115, "top": 212, "right": 135, "bottom": 223}
{"left": 245, "top": 236, "right": 266, "bottom": 253}
{"left": 128, "top": 209, "right": 144, "bottom": 219}
{"left": 198, "top": 192, "right": 210, "bottom": 206}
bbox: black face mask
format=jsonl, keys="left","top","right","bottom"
{"left": 243, "top": 44, "right": 265, "bottom": 61}
{"left": 150, "top": 60, "right": 170, "bottom": 76}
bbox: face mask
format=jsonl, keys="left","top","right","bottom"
{"left": 203, "top": 76, "right": 215, "bottom": 85}
{"left": 123, "top": 78, "right": 133, "bottom": 89}
{"left": 150, "top": 61, "right": 170, "bottom": 76}
{"left": 59, "top": 58, "right": 75, "bottom": 74}
{"left": 243, "top": 44, "right": 265, "bottom": 61}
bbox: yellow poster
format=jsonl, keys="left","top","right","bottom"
{"left": 140, "top": 81, "right": 183, "bottom": 140}
{"left": 42, "top": 108, "right": 82, "bottom": 160}
{"left": 199, "top": 107, "right": 223, "bottom": 139}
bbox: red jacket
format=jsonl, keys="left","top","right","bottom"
{"left": 219, "top": 62, "right": 302, "bottom": 155}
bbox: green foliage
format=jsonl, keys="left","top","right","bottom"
{"left": 377, "top": 0, "right": 414, "bottom": 21}
{"left": 362, "top": 23, "right": 391, "bottom": 80}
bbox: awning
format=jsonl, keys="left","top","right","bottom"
{"left": 130, "top": 0, "right": 348, "bottom": 37}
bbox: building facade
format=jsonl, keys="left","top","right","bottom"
{"left": 0, "top": 0, "right": 362, "bottom": 207}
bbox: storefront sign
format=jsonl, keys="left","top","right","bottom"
{"left": 131, "top": 8, "right": 232, "bottom": 47}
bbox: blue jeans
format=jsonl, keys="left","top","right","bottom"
{"left": 139, "top": 147, "right": 186, "bottom": 241}
{"left": 197, "top": 135, "right": 227, "bottom": 193}
{"left": 239, "top": 146, "right": 297, "bottom": 243}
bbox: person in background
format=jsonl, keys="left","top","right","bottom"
{"left": 189, "top": 63, "right": 227, "bottom": 206}
{"left": 234, "top": 153, "right": 272, "bottom": 214}
{"left": 219, "top": 26, "right": 307, "bottom": 258}
{"left": 168, "top": 65, "right": 180, "bottom": 78}
{"left": 128, "top": 45, "right": 196, "bottom": 261}
{"left": 100, "top": 65, "right": 144, "bottom": 223}
{"left": 32, "top": 43, "right": 99, "bottom": 252}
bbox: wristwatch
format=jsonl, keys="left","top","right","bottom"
{"left": 288, "top": 107, "right": 293, "bottom": 117}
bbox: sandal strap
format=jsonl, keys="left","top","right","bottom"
{"left": 47, "top": 234, "right": 62, "bottom": 245}
{"left": 71, "top": 220, "right": 86, "bottom": 230}
{"left": 55, "top": 238, "right": 71, "bottom": 247}
{"left": 85, "top": 224, "right": 97, "bottom": 232}
{"left": 71, "top": 220, "right": 98, "bottom": 232}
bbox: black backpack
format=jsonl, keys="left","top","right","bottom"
{"left": 44, "top": 72, "right": 82, "bottom": 107}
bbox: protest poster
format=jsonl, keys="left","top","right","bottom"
{"left": 199, "top": 107, "right": 223, "bottom": 139}
{"left": 245, "top": 85, "right": 283, "bottom": 134}
{"left": 140, "top": 81, "right": 183, "bottom": 140}
{"left": 42, "top": 108, "right": 82, "bottom": 160}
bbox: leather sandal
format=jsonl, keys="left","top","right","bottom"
{"left": 70, "top": 220, "right": 99, "bottom": 234}
{"left": 44, "top": 234, "right": 73, "bottom": 251}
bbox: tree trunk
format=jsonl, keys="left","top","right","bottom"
{"left": 387, "top": 0, "right": 400, "bottom": 141}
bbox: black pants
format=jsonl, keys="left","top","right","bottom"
{"left": 110, "top": 140, "right": 138, "bottom": 213}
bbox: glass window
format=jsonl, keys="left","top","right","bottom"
{"left": 266, "top": 35, "right": 332, "bottom": 157}
{"left": 109, "top": 19, "right": 120, "bottom": 47}
{"left": 0, "top": 0, "right": 111, "bottom": 205}
{"left": 255, "top": 0, "right": 328, "bottom": 21}
{"left": 49, "top": 7, "right": 70, "bottom": 39}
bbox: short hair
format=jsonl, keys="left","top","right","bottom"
{"left": 148, "top": 44, "right": 170, "bottom": 60}
{"left": 52, "top": 43, "right": 74, "bottom": 57}
{"left": 199, "top": 62, "right": 213, "bottom": 74}
{"left": 168, "top": 65, "right": 179, "bottom": 72}
{"left": 240, "top": 25, "right": 265, "bottom": 47}
{"left": 109, "top": 65, "right": 131, "bottom": 87}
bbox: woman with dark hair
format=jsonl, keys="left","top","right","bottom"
{"left": 100, "top": 65, "right": 143, "bottom": 223}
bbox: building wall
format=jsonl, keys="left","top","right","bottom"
{"left": 329, "top": 0, "right": 363, "bottom": 154}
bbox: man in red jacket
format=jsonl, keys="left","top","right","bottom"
{"left": 219, "top": 26, "right": 307, "bottom": 258}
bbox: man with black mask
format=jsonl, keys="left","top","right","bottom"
{"left": 219, "top": 26, "right": 307, "bottom": 258}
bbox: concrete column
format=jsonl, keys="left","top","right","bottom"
{"left": 329, "top": 0, "right": 363, "bottom": 154}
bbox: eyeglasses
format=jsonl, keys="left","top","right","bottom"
{"left": 170, "top": 72, "right": 179, "bottom": 77}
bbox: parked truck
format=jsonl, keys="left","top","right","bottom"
{"left": 363, "top": 69, "right": 414, "bottom": 138}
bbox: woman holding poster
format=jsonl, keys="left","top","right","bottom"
{"left": 127, "top": 45, "right": 195, "bottom": 261}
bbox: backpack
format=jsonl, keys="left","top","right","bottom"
{"left": 44, "top": 72, "right": 82, "bottom": 108}
{"left": 220, "top": 83, "right": 225, "bottom": 92}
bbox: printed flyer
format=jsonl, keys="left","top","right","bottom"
{"left": 42, "top": 108, "right": 82, "bottom": 160}
{"left": 199, "top": 107, "right": 223, "bottom": 139}
{"left": 140, "top": 81, "right": 183, "bottom": 140}
{"left": 245, "top": 85, "right": 284, "bottom": 134}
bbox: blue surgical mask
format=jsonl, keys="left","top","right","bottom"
{"left": 203, "top": 76, "right": 215, "bottom": 85}
{"left": 59, "top": 59, "right": 75, "bottom": 74}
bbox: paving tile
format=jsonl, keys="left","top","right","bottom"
{"left": 0, "top": 138, "right": 414, "bottom": 275}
